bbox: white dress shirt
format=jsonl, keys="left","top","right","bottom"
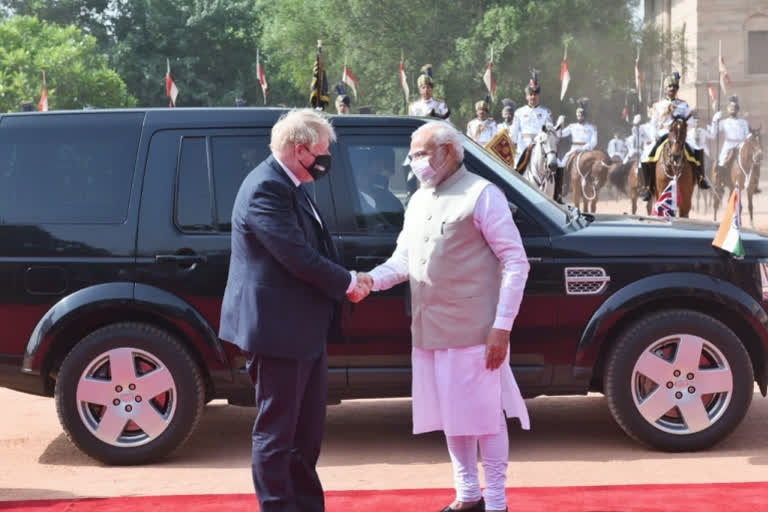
{"left": 274, "top": 155, "right": 357, "bottom": 293}
{"left": 369, "top": 184, "right": 528, "bottom": 331}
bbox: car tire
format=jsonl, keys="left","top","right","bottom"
{"left": 55, "top": 322, "right": 205, "bottom": 465}
{"left": 604, "top": 309, "right": 753, "bottom": 452}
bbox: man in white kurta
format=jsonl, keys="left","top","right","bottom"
{"left": 466, "top": 100, "right": 497, "bottom": 146}
{"left": 363, "top": 121, "right": 530, "bottom": 512}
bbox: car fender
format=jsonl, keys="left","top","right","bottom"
{"left": 22, "top": 283, "right": 227, "bottom": 374}
{"left": 575, "top": 272, "right": 768, "bottom": 374}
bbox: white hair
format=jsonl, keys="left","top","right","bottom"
{"left": 270, "top": 109, "right": 337, "bottom": 153}
{"left": 412, "top": 120, "right": 464, "bottom": 163}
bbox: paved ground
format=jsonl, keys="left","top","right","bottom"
{"left": 1, "top": 385, "right": 767, "bottom": 502}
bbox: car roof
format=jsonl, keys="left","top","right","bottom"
{"left": 0, "top": 107, "right": 427, "bottom": 131}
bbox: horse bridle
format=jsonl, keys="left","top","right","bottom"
{"left": 531, "top": 130, "right": 558, "bottom": 188}
{"left": 663, "top": 118, "right": 687, "bottom": 180}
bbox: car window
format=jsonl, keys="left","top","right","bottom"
{"left": 176, "top": 137, "right": 214, "bottom": 232}
{"left": 0, "top": 113, "right": 143, "bottom": 224}
{"left": 210, "top": 136, "right": 270, "bottom": 231}
{"left": 343, "top": 140, "right": 411, "bottom": 233}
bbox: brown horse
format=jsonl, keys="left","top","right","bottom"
{"left": 712, "top": 128, "right": 764, "bottom": 226}
{"left": 626, "top": 159, "right": 651, "bottom": 215}
{"left": 566, "top": 150, "right": 613, "bottom": 213}
{"left": 655, "top": 115, "right": 695, "bottom": 217}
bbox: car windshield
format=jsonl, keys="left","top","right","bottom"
{"left": 462, "top": 135, "right": 570, "bottom": 225}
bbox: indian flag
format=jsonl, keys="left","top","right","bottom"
{"left": 712, "top": 186, "right": 745, "bottom": 259}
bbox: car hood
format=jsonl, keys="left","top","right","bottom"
{"left": 553, "top": 213, "right": 768, "bottom": 258}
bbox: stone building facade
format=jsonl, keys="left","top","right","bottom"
{"left": 645, "top": 0, "right": 768, "bottom": 131}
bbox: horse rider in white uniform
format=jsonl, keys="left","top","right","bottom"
{"left": 409, "top": 64, "right": 450, "bottom": 121}
{"left": 607, "top": 130, "right": 628, "bottom": 163}
{"left": 639, "top": 72, "right": 711, "bottom": 201}
{"left": 557, "top": 101, "right": 597, "bottom": 170}
{"left": 466, "top": 99, "right": 498, "bottom": 146}
{"left": 710, "top": 96, "right": 750, "bottom": 168}
{"left": 497, "top": 98, "right": 515, "bottom": 133}
{"left": 510, "top": 72, "right": 558, "bottom": 198}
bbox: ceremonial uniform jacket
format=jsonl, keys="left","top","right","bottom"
{"left": 710, "top": 114, "right": 750, "bottom": 165}
{"left": 651, "top": 97, "right": 691, "bottom": 137}
{"left": 409, "top": 97, "right": 450, "bottom": 119}
{"left": 510, "top": 104, "right": 552, "bottom": 154}
{"left": 466, "top": 118, "right": 498, "bottom": 146}
{"left": 558, "top": 121, "right": 597, "bottom": 167}
{"left": 607, "top": 137, "right": 628, "bottom": 161}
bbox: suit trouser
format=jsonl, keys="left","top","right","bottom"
{"left": 249, "top": 351, "right": 328, "bottom": 512}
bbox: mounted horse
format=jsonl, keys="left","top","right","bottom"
{"left": 712, "top": 128, "right": 764, "bottom": 226}
{"left": 654, "top": 113, "right": 696, "bottom": 217}
{"left": 520, "top": 121, "right": 561, "bottom": 200}
{"left": 565, "top": 150, "right": 613, "bottom": 213}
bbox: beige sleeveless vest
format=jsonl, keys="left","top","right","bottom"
{"left": 405, "top": 166, "right": 501, "bottom": 350}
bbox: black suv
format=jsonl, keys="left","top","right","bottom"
{"left": 1, "top": 108, "right": 767, "bottom": 465}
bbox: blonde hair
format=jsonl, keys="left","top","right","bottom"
{"left": 270, "top": 109, "right": 337, "bottom": 153}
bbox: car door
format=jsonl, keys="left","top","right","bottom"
{"left": 134, "top": 128, "right": 347, "bottom": 394}
{"left": 330, "top": 128, "right": 414, "bottom": 397}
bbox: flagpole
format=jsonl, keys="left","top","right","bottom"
{"left": 716, "top": 40, "right": 723, "bottom": 164}
{"left": 401, "top": 48, "right": 407, "bottom": 115}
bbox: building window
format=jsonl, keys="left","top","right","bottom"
{"left": 748, "top": 31, "right": 768, "bottom": 74}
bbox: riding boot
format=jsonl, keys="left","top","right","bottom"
{"left": 694, "top": 149, "right": 711, "bottom": 190}
{"left": 553, "top": 167, "right": 565, "bottom": 204}
{"left": 640, "top": 162, "right": 654, "bottom": 201}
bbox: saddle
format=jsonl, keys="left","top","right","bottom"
{"left": 515, "top": 145, "right": 534, "bottom": 173}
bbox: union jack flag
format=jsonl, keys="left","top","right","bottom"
{"left": 652, "top": 179, "right": 678, "bottom": 218}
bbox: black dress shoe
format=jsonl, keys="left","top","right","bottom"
{"left": 439, "top": 498, "right": 485, "bottom": 512}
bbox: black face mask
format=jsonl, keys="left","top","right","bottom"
{"left": 301, "top": 147, "right": 332, "bottom": 180}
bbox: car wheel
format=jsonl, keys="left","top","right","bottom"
{"left": 55, "top": 322, "right": 205, "bottom": 465}
{"left": 604, "top": 309, "right": 753, "bottom": 452}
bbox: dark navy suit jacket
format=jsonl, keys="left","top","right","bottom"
{"left": 219, "top": 155, "right": 351, "bottom": 360}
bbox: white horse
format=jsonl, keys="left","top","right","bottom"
{"left": 521, "top": 119, "right": 562, "bottom": 199}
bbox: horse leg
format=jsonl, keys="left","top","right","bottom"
{"left": 749, "top": 190, "right": 755, "bottom": 228}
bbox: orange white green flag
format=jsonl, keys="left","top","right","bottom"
{"left": 712, "top": 186, "right": 745, "bottom": 259}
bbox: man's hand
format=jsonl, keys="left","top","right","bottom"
{"left": 485, "top": 328, "right": 510, "bottom": 370}
{"left": 347, "top": 272, "right": 373, "bottom": 303}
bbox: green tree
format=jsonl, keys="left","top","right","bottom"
{"left": 256, "top": 0, "right": 644, "bottom": 130}
{"left": 0, "top": 15, "right": 136, "bottom": 112}
{"left": 109, "top": 0, "right": 263, "bottom": 107}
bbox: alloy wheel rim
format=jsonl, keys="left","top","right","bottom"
{"left": 75, "top": 347, "right": 177, "bottom": 447}
{"left": 631, "top": 333, "right": 733, "bottom": 435}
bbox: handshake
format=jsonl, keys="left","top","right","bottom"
{"left": 347, "top": 272, "right": 373, "bottom": 303}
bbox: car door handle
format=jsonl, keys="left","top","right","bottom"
{"left": 154, "top": 254, "right": 207, "bottom": 265}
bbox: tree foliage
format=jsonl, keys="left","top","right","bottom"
{"left": 0, "top": 15, "right": 135, "bottom": 112}
{"left": 2, "top": 0, "right": 693, "bottom": 135}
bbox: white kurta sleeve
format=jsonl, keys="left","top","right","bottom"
{"left": 472, "top": 185, "right": 530, "bottom": 331}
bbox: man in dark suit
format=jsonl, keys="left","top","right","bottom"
{"left": 219, "top": 109, "right": 371, "bottom": 512}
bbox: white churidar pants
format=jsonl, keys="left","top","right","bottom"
{"left": 411, "top": 345, "right": 530, "bottom": 511}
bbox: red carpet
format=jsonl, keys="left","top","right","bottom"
{"left": 2, "top": 482, "right": 768, "bottom": 511}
